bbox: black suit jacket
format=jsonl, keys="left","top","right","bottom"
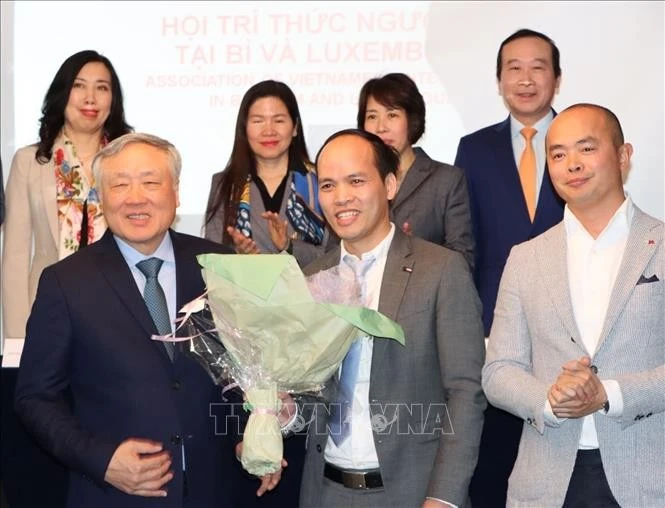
{"left": 15, "top": 229, "right": 236, "bottom": 508}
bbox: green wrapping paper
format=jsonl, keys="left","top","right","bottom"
{"left": 195, "top": 253, "right": 405, "bottom": 476}
{"left": 241, "top": 386, "right": 282, "bottom": 476}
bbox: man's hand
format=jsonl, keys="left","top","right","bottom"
{"left": 235, "top": 441, "right": 288, "bottom": 497}
{"left": 227, "top": 226, "right": 261, "bottom": 254}
{"left": 261, "top": 211, "right": 289, "bottom": 252}
{"left": 104, "top": 438, "right": 173, "bottom": 497}
{"left": 548, "top": 356, "right": 607, "bottom": 418}
{"left": 277, "top": 392, "right": 296, "bottom": 427}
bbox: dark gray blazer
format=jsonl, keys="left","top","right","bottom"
{"left": 299, "top": 229, "right": 486, "bottom": 507}
{"left": 391, "top": 147, "right": 474, "bottom": 269}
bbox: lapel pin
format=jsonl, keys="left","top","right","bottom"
{"left": 648, "top": 239, "right": 655, "bottom": 245}
{"left": 402, "top": 266, "right": 413, "bottom": 273}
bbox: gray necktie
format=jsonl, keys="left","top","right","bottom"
{"left": 329, "top": 254, "right": 376, "bottom": 446}
{"left": 137, "top": 257, "right": 174, "bottom": 361}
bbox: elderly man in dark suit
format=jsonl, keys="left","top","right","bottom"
{"left": 454, "top": 29, "right": 566, "bottom": 506}
{"left": 15, "top": 133, "right": 237, "bottom": 508}
{"left": 299, "top": 129, "right": 486, "bottom": 508}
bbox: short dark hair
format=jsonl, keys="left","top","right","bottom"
{"left": 316, "top": 128, "right": 399, "bottom": 180}
{"left": 496, "top": 29, "right": 561, "bottom": 81}
{"left": 560, "top": 103, "right": 625, "bottom": 146}
{"left": 37, "top": 50, "right": 132, "bottom": 163}
{"left": 357, "top": 73, "right": 426, "bottom": 144}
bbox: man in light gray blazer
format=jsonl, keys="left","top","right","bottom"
{"left": 483, "top": 103, "right": 664, "bottom": 507}
{"left": 299, "top": 129, "right": 486, "bottom": 508}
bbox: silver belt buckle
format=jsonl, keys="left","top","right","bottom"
{"left": 342, "top": 471, "right": 366, "bottom": 489}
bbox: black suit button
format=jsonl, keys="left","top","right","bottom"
{"left": 646, "top": 412, "right": 653, "bottom": 418}
{"left": 590, "top": 365, "right": 598, "bottom": 374}
{"left": 171, "top": 434, "right": 182, "bottom": 445}
{"left": 316, "top": 444, "right": 322, "bottom": 452}
{"left": 172, "top": 380, "right": 181, "bottom": 390}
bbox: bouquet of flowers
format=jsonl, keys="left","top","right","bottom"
{"left": 162, "top": 253, "right": 404, "bottom": 477}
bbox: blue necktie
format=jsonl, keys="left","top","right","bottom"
{"left": 329, "top": 254, "right": 376, "bottom": 446}
{"left": 137, "top": 257, "right": 174, "bottom": 361}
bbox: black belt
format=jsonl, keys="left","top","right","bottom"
{"left": 324, "top": 462, "right": 383, "bottom": 489}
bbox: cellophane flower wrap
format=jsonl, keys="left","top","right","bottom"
{"left": 174, "top": 253, "right": 404, "bottom": 477}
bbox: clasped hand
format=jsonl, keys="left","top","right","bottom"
{"left": 548, "top": 356, "right": 607, "bottom": 418}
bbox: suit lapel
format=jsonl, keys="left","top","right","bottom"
{"left": 491, "top": 118, "right": 523, "bottom": 195}
{"left": 171, "top": 230, "right": 197, "bottom": 312}
{"left": 596, "top": 207, "right": 661, "bottom": 353}
{"left": 537, "top": 224, "right": 583, "bottom": 348}
{"left": 391, "top": 148, "right": 431, "bottom": 210}
{"left": 40, "top": 158, "right": 59, "bottom": 246}
{"left": 372, "top": 230, "right": 412, "bottom": 374}
{"left": 305, "top": 245, "right": 341, "bottom": 275}
{"left": 94, "top": 231, "right": 167, "bottom": 353}
{"left": 494, "top": 112, "right": 564, "bottom": 231}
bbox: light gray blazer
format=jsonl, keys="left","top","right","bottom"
{"left": 2, "top": 145, "right": 60, "bottom": 342}
{"left": 299, "top": 229, "right": 486, "bottom": 507}
{"left": 482, "top": 206, "right": 664, "bottom": 507}
{"left": 391, "top": 147, "right": 474, "bottom": 269}
{"left": 204, "top": 171, "right": 328, "bottom": 267}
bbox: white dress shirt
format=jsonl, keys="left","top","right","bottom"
{"left": 544, "top": 197, "right": 630, "bottom": 445}
{"left": 324, "top": 224, "right": 395, "bottom": 470}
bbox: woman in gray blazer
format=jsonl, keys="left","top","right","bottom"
{"left": 357, "top": 73, "right": 474, "bottom": 268}
{"left": 203, "top": 80, "right": 322, "bottom": 507}
{"left": 204, "top": 80, "right": 330, "bottom": 268}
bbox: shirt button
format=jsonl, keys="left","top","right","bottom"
{"left": 172, "top": 380, "right": 182, "bottom": 390}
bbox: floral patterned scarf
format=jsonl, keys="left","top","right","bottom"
{"left": 54, "top": 134, "right": 107, "bottom": 259}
